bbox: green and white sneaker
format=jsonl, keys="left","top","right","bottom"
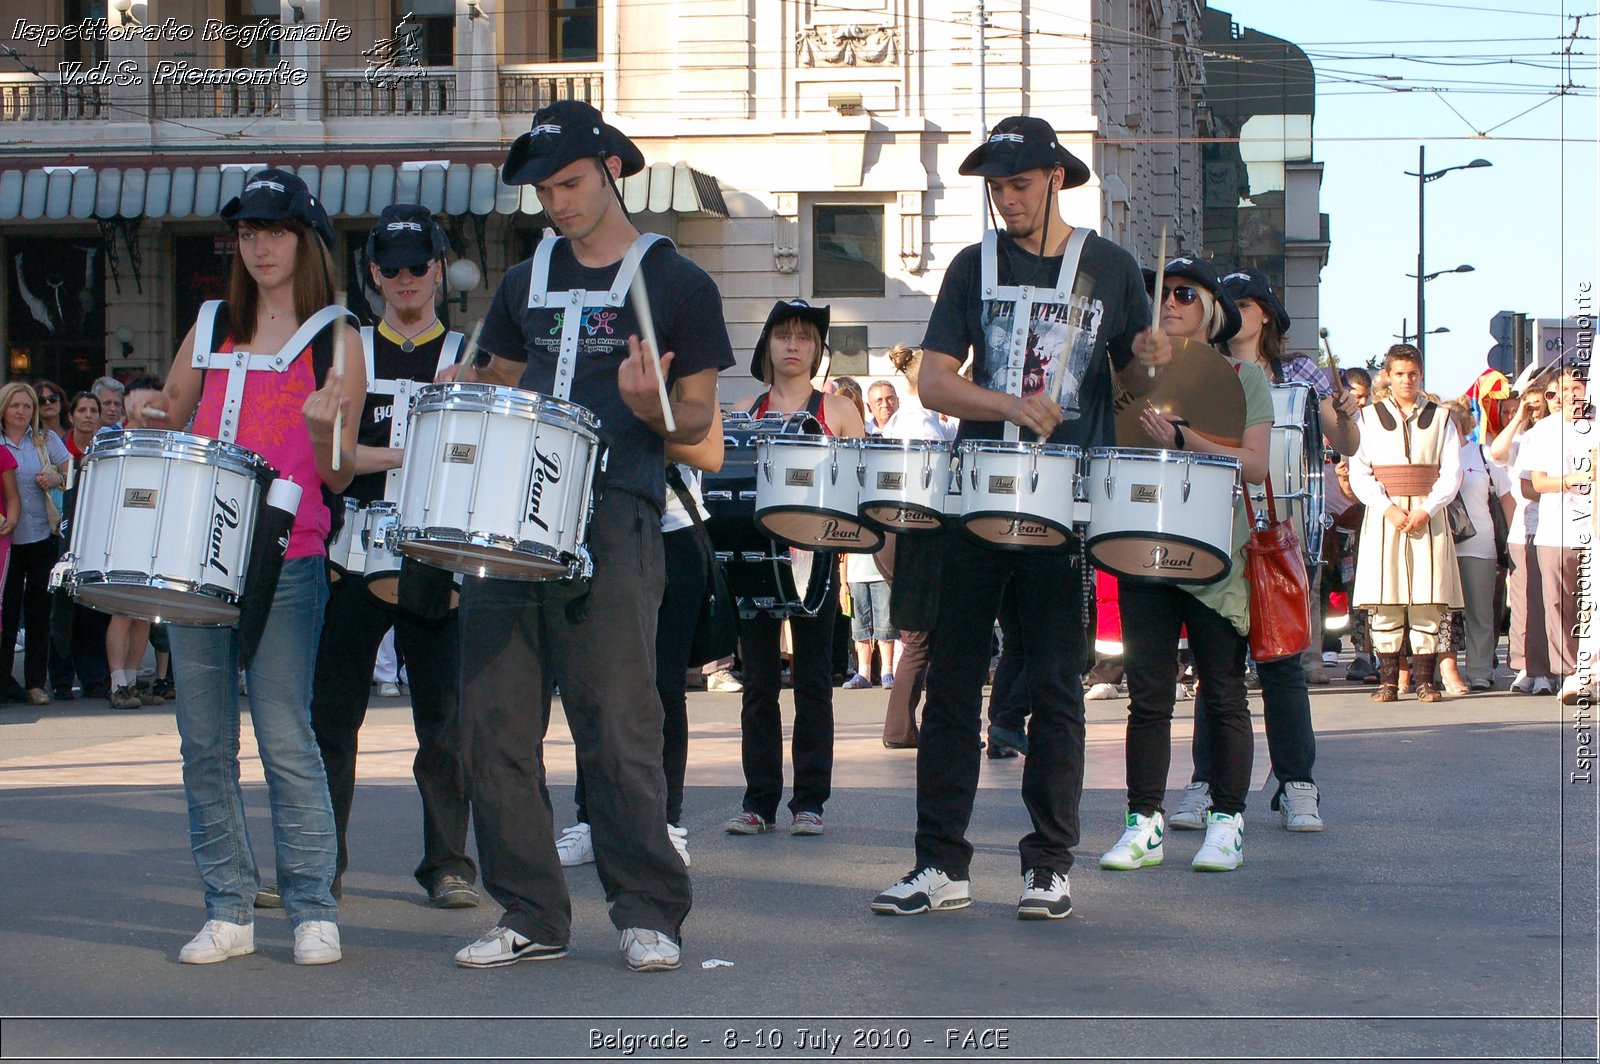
{"left": 1098, "top": 810, "right": 1165, "bottom": 870}
{"left": 1191, "top": 811, "right": 1244, "bottom": 872}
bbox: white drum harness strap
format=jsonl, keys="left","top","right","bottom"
{"left": 525, "top": 231, "right": 670, "bottom": 400}
{"left": 979, "top": 226, "right": 1090, "bottom": 442}
{"left": 360, "top": 326, "right": 464, "bottom": 500}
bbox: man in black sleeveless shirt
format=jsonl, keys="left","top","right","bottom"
{"left": 308, "top": 205, "right": 477, "bottom": 909}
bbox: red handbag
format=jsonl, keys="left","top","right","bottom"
{"left": 1245, "top": 471, "right": 1312, "bottom": 662}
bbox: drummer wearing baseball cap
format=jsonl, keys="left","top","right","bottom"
{"left": 871, "top": 116, "right": 1169, "bottom": 923}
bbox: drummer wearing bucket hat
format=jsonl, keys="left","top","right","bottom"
{"left": 443, "top": 100, "right": 733, "bottom": 973}
{"left": 138, "top": 165, "right": 365, "bottom": 966}
{"left": 306, "top": 204, "right": 480, "bottom": 911}
{"left": 871, "top": 115, "right": 1170, "bottom": 923}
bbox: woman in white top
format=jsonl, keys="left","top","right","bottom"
{"left": 1440, "top": 400, "right": 1513, "bottom": 692}
{"left": 1487, "top": 379, "right": 1553, "bottom": 693}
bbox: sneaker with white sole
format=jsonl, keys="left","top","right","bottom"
{"left": 428, "top": 874, "right": 480, "bottom": 908}
{"left": 377, "top": 681, "right": 401, "bottom": 697}
{"left": 1085, "top": 682, "right": 1120, "bottom": 700}
{"left": 179, "top": 920, "right": 255, "bottom": 964}
{"left": 706, "top": 669, "right": 743, "bottom": 693}
{"left": 1532, "top": 676, "right": 1555, "bottom": 696}
{"left": 1169, "top": 781, "right": 1212, "bottom": 830}
{"left": 724, "top": 811, "right": 773, "bottom": 835}
{"left": 1278, "top": 781, "right": 1324, "bottom": 832}
{"left": 1322, "top": 651, "right": 1340, "bottom": 667}
{"left": 621, "top": 928, "right": 681, "bottom": 972}
{"left": 1098, "top": 810, "right": 1165, "bottom": 870}
{"left": 871, "top": 867, "right": 972, "bottom": 915}
{"left": 455, "top": 926, "right": 568, "bottom": 968}
{"left": 667, "top": 823, "right": 691, "bottom": 866}
{"left": 1509, "top": 670, "right": 1533, "bottom": 694}
{"left": 555, "top": 822, "right": 595, "bottom": 867}
{"left": 292, "top": 920, "right": 342, "bottom": 965}
{"left": 1016, "top": 868, "right": 1073, "bottom": 920}
{"left": 790, "top": 811, "right": 824, "bottom": 835}
{"left": 1559, "top": 675, "right": 1589, "bottom": 706}
{"left": 1191, "top": 811, "right": 1245, "bottom": 872}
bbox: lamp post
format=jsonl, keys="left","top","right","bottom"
{"left": 1406, "top": 148, "right": 1491, "bottom": 372}
{"left": 1395, "top": 322, "right": 1450, "bottom": 344}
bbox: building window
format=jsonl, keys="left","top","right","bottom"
{"left": 62, "top": 0, "right": 107, "bottom": 65}
{"left": 549, "top": 0, "right": 599, "bottom": 63}
{"left": 392, "top": 0, "right": 456, "bottom": 67}
{"left": 813, "top": 205, "right": 885, "bottom": 298}
{"left": 223, "top": 0, "right": 281, "bottom": 67}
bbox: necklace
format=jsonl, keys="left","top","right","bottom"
{"left": 392, "top": 320, "right": 435, "bottom": 352}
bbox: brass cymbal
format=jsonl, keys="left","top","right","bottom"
{"left": 1114, "top": 337, "right": 1246, "bottom": 448}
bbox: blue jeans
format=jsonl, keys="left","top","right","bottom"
{"left": 171, "top": 557, "right": 337, "bottom": 928}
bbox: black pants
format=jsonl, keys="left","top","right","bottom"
{"left": 986, "top": 578, "right": 1030, "bottom": 733}
{"left": 455, "top": 491, "right": 690, "bottom": 945}
{"left": 575, "top": 526, "right": 705, "bottom": 826}
{"left": 1193, "top": 652, "right": 1314, "bottom": 796}
{"left": 737, "top": 588, "right": 839, "bottom": 820}
{"left": 1120, "top": 583, "right": 1253, "bottom": 817}
{"left": 309, "top": 568, "right": 472, "bottom": 889}
{"left": 917, "top": 534, "right": 1088, "bottom": 877}
{"left": 2, "top": 537, "right": 59, "bottom": 692}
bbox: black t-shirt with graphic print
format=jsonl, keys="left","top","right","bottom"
{"left": 921, "top": 230, "right": 1149, "bottom": 449}
{"left": 476, "top": 237, "right": 735, "bottom": 508}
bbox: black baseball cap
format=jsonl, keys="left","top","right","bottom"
{"left": 1144, "top": 255, "right": 1242, "bottom": 346}
{"left": 366, "top": 204, "right": 449, "bottom": 271}
{"left": 502, "top": 100, "right": 646, "bottom": 186}
{"left": 1220, "top": 267, "right": 1291, "bottom": 334}
{"left": 220, "top": 167, "right": 335, "bottom": 249}
{"left": 958, "top": 116, "right": 1092, "bottom": 188}
{"left": 750, "top": 299, "right": 830, "bottom": 383}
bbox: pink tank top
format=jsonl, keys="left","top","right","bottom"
{"left": 192, "top": 337, "right": 330, "bottom": 560}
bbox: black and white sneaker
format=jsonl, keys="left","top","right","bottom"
{"left": 1016, "top": 868, "right": 1073, "bottom": 920}
{"left": 871, "top": 867, "right": 971, "bottom": 915}
{"left": 454, "top": 926, "right": 568, "bottom": 968}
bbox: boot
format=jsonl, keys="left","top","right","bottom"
{"left": 1413, "top": 652, "right": 1442, "bottom": 703}
{"left": 1371, "top": 654, "right": 1400, "bottom": 702}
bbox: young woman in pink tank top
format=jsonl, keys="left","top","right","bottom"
{"left": 136, "top": 168, "right": 365, "bottom": 968}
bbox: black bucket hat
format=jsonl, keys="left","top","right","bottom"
{"left": 220, "top": 168, "right": 335, "bottom": 249}
{"left": 1144, "top": 255, "right": 1241, "bottom": 346}
{"left": 502, "top": 100, "right": 646, "bottom": 186}
{"left": 750, "top": 299, "right": 830, "bottom": 383}
{"left": 1220, "top": 267, "right": 1291, "bottom": 334}
{"left": 365, "top": 204, "right": 450, "bottom": 271}
{"left": 958, "top": 116, "right": 1092, "bottom": 188}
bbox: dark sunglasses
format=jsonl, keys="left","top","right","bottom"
{"left": 1545, "top": 390, "right": 1559, "bottom": 399}
{"left": 39, "top": 393, "right": 60, "bottom": 404}
{"left": 1163, "top": 285, "right": 1201, "bottom": 306}
{"left": 378, "top": 264, "right": 432, "bottom": 279}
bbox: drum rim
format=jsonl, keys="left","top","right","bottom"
{"left": 393, "top": 525, "right": 582, "bottom": 579}
{"left": 411, "top": 382, "right": 602, "bottom": 434}
{"left": 83, "top": 429, "right": 271, "bottom": 476}
{"left": 752, "top": 435, "right": 865, "bottom": 450}
{"left": 1086, "top": 446, "right": 1242, "bottom": 470}
{"left": 68, "top": 570, "right": 241, "bottom": 625}
{"left": 1084, "top": 530, "right": 1232, "bottom": 586}
{"left": 860, "top": 437, "right": 953, "bottom": 453}
{"left": 957, "top": 439, "right": 1083, "bottom": 457}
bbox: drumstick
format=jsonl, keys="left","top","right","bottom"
{"left": 628, "top": 269, "right": 677, "bottom": 434}
{"left": 1148, "top": 225, "right": 1168, "bottom": 378}
{"left": 331, "top": 293, "right": 347, "bottom": 472}
{"left": 459, "top": 319, "right": 484, "bottom": 369}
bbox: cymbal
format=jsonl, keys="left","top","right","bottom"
{"left": 1115, "top": 337, "right": 1246, "bottom": 448}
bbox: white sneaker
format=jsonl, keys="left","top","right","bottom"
{"left": 667, "top": 823, "right": 691, "bottom": 867}
{"left": 706, "top": 669, "right": 743, "bottom": 693}
{"left": 1191, "top": 811, "right": 1245, "bottom": 872}
{"left": 455, "top": 926, "right": 568, "bottom": 968}
{"left": 1322, "top": 651, "right": 1340, "bottom": 667}
{"left": 1168, "top": 781, "right": 1212, "bottom": 830}
{"left": 1016, "top": 868, "right": 1073, "bottom": 920}
{"left": 555, "top": 822, "right": 595, "bottom": 867}
{"left": 1099, "top": 810, "right": 1165, "bottom": 870}
{"left": 377, "top": 681, "right": 401, "bottom": 697}
{"left": 871, "top": 867, "right": 972, "bottom": 915}
{"left": 179, "top": 920, "right": 254, "bottom": 964}
{"left": 1278, "top": 781, "right": 1324, "bottom": 832}
{"left": 1085, "top": 682, "right": 1120, "bottom": 700}
{"left": 1559, "top": 675, "right": 1589, "bottom": 706}
{"left": 1510, "top": 670, "right": 1534, "bottom": 694}
{"left": 1531, "top": 676, "right": 1555, "bottom": 696}
{"left": 621, "top": 928, "right": 681, "bottom": 972}
{"left": 292, "top": 920, "right": 342, "bottom": 965}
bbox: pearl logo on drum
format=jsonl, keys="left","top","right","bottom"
{"left": 987, "top": 475, "right": 1018, "bottom": 495}
{"left": 122, "top": 488, "right": 159, "bottom": 509}
{"left": 1130, "top": 484, "right": 1162, "bottom": 503}
{"left": 877, "top": 472, "right": 905, "bottom": 490}
{"left": 526, "top": 446, "right": 563, "bottom": 531}
{"left": 1143, "top": 545, "right": 1196, "bottom": 571}
{"left": 444, "top": 443, "right": 478, "bottom": 464}
{"left": 785, "top": 469, "right": 815, "bottom": 488}
{"left": 1003, "top": 517, "right": 1050, "bottom": 538}
{"left": 817, "top": 519, "right": 862, "bottom": 543}
{"left": 208, "top": 495, "right": 242, "bottom": 576}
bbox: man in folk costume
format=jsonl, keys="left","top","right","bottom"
{"left": 1347, "top": 344, "right": 1465, "bottom": 703}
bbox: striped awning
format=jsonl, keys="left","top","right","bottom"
{"left": 0, "top": 160, "right": 729, "bottom": 221}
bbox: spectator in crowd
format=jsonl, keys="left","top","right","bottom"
{"left": 53, "top": 392, "right": 112, "bottom": 701}
{"left": 99, "top": 377, "right": 169, "bottom": 710}
{"left": 0, "top": 382, "right": 70, "bottom": 705}
{"left": 1439, "top": 398, "right": 1512, "bottom": 692}
{"left": 1488, "top": 372, "right": 1554, "bottom": 693}
{"left": 32, "top": 380, "right": 70, "bottom": 439}
{"left": 90, "top": 377, "right": 126, "bottom": 430}
{"left": 843, "top": 548, "right": 893, "bottom": 690}
{"left": 866, "top": 381, "right": 899, "bottom": 437}
{"left": 832, "top": 377, "right": 866, "bottom": 428}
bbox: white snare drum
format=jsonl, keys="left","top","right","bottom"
{"left": 956, "top": 440, "right": 1083, "bottom": 549}
{"left": 857, "top": 437, "right": 954, "bottom": 534}
{"left": 327, "top": 497, "right": 361, "bottom": 580}
{"left": 1252, "top": 382, "right": 1325, "bottom": 560}
{"left": 1084, "top": 447, "right": 1242, "bottom": 585}
{"left": 393, "top": 383, "right": 602, "bottom": 581}
{"left": 753, "top": 435, "right": 882, "bottom": 553}
{"left": 62, "top": 430, "right": 269, "bottom": 626}
{"left": 361, "top": 502, "right": 402, "bottom": 603}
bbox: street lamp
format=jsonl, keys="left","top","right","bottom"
{"left": 1395, "top": 323, "right": 1450, "bottom": 343}
{"left": 1405, "top": 148, "right": 1491, "bottom": 371}
{"left": 1408, "top": 264, "right": 1475, "bottom": 283}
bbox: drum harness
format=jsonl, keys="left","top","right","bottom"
{"left": 359, "top": 326, "right": 464, "bottom": 502}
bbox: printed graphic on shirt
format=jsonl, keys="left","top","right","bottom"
{"left": 978, "top": 289, "right": 1103, "bottom": 421}
{"left": 540, "top": 308, "right": 630, "bottom": 355}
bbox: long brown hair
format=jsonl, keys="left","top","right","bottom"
{"left": 226, "top": 218, "right": 335, "bottom": 344}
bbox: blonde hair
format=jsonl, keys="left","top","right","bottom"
{"left": 0, "top": 381, "right": 46, "bottom": 444}
{"left": 1441, "top": 396, "right": 1475, "bottom": 437}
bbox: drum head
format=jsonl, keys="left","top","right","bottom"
{"left": 755, "top": 507, "right": 884, "bottom": 553}
{"left": 74, "top": 583, "right": 239, "bottom": 627}
{"left": 960, "top": 512, "right": 1072, "bottom": 550}
{"left": 1087, "top": 533, "right": 1230, "bottom": 585}
{"left": 399, "top": 541, "right": 571, "bottom": 581}
{"left": 860, "top": 501, "right": 946, "bottom": 534}
{"left": 364, "top": 573, "right": 402, "bottom": 604}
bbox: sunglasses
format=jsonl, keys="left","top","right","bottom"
{"left": 39, "top": 394, "right": 60, "bottom": 404}
{"left": 1163, "top": 285, "right": 1201, "bottom": 306}
{"left": 378, "top": 264, "right": 432, "bottom": 279}
{"left": 1546, "top": 390, "right": 1559, "bottom": 399}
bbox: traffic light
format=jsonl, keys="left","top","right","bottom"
{"left": 1487, "top": 310, "right": 1532, "bottom": 376}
